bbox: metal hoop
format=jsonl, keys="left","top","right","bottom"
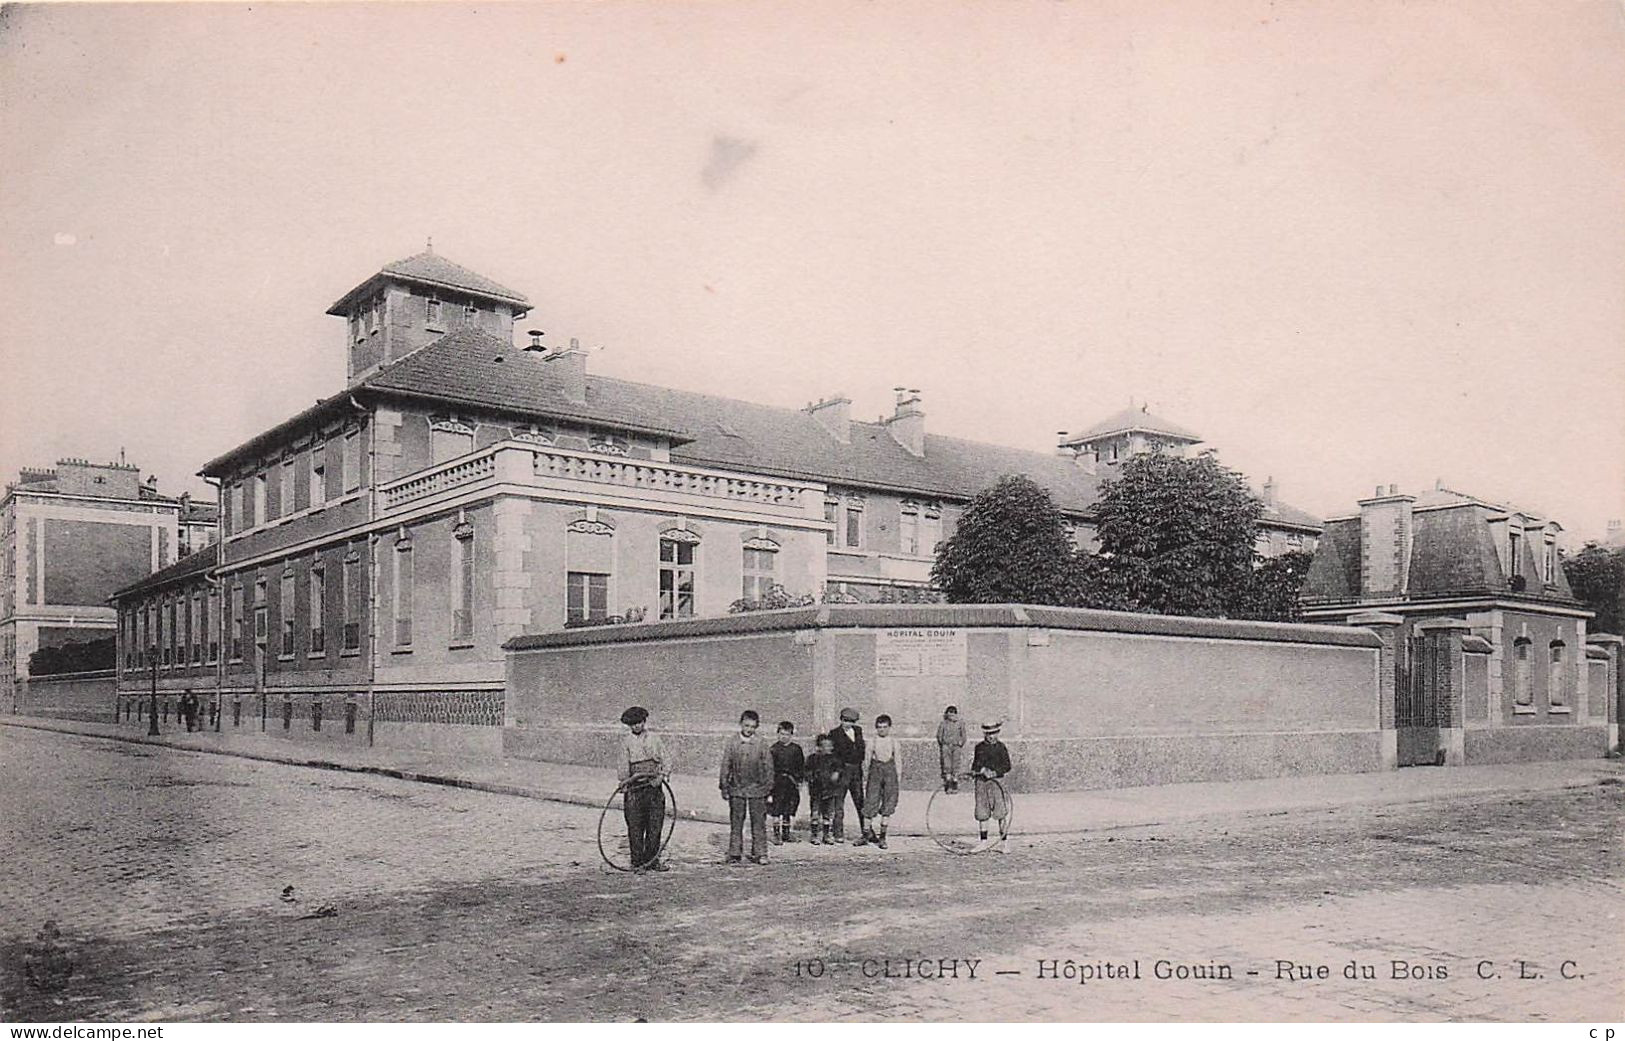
{"left": 925, "top": 777, "right": 1014, "bottom": 856}
{"left": 596, "top": 778, "right": 678, "bottom": 873}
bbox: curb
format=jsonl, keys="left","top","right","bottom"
{"left": 4, "top": 716, "right": 1617, "bottom": 838}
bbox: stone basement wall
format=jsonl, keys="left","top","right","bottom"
{"left": 17, "top": 671, "right": 117, "bottom": 723}
{"left": 503, "top": 604, "right": 1384, "bottom": 793}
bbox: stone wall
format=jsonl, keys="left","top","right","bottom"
{"left": 17, "top": 670, "right": 117, "bottom": 723}
{"left": 504, "top": 604, "right": 1385, "bottom": 792}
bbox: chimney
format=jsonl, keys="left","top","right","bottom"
{"left": 1357, "top": 483, "right": 1416, "bottom": 599}
{"left": 1056, "top": 433, "right": 1097, "bottom": 476}
{"left": 807, "top": 395, "right": 851, "bottom": 443}
{"left": 1608, "top": 519, "right": 1621, "bottom": 534}
{"left": 524, "top": 329, "right": 547, "bottom": 352}
{"left": 1262, "top": 476, "right": 1277, "bottom": 504}
{"left": 885, "top": 387, "right": 925, "bottom": 457}
{"left": 544, "top": 337, "right": 588, "bottom": 404}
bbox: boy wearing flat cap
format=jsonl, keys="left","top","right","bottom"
{"left": 825, "top": 706, "right": 866, "bottom": 843}
{"left": 618, "top": 706, "right": 671, "bottom": 872}
{"left": 970, "top": 720, "right": 1013, "bottom": 854}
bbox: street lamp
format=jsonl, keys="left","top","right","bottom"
{"left": 147, "top": 644, "right": 159, "bottom": 737}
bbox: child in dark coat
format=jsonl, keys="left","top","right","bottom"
{"left": 804, "top": 734, "right": 845, "bottom": 845}
{"left": 768, "top": 721, "right": 805, "bottom": 844}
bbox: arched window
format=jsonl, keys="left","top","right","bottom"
{"left": 1548, "top": 641, "right": 1567, "bottom": 707}
{"left": 1512, "top": 638, "right": 1533, "bottom": 707}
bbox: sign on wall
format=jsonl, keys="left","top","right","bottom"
{"left": 875, "top": 628, "right": 967, "bottom": 677}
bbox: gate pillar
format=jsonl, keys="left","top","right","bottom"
{"left": 1417, "top": 618, "right": 1471, "bottom": 766}
{"left": 1350, "top": 610, "right": 1404, "bottom": 770}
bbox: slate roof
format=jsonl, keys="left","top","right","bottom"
{"left": 202, "top": 325, "right": 1321, "bottom": 529}
{"left": 1303, "top": 501, "right": 1579, "bottom": 606}
{"left": 1063, "top": 405, "right": 1202, "bottom": 444}
{"left": 326, "top": 251, "right": 532, "bottom": 316}
{"left": 111, "top": 545, "right": 216, "bottom": 601}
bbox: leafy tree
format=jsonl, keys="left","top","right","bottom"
{"left": 1563, "top": 544, "right": 1624, "bottom": 635}
{"left": 1086, "top": 450, "right": 1264, "bottom": 618}
{"left": 931, "top": 475, "right": 1083, "bottom": 605}
{"left": 29, "top": 637, "right": 116, "bottom": 676}
{"left": 1230, "top": 550, "right": 1315, "bottom": 622}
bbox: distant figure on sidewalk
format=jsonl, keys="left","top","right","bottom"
{"left": 970, "top": 721, "right": 1013, "bottom": 854}
{"left": 826, "top": 707, "right": 866, "bottom": 842}
{"left": 805, "top": 734, "right": 844, "bottom": 845}
{"left": 936, "top": 705, "right": 966, "bottom": 793}
{"left": 617, "top": 706, "right": 670, "bottom": 873}
{"left": 719, "top": 710, "right": 775, "bottom": 865}
{"left": 768, "top": 721, "right": 805, "bottom": 844}
{"left": 862, "top": 714, "right": 900, "bottom": 849}
{"left": 179, "top": 691, "right": 199, "bottom": 733}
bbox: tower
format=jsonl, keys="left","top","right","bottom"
{"left": 326, "top": 248, "right": 533, "bottom": 384}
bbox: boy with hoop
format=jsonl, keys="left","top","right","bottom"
{"left": 617, "top": 706, "right": 671, "bottom": 873}
{"left": 969, "top": 720, "right": 1012, "bottom": 854}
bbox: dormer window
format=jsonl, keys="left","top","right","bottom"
{"left": 1507, "top": 529, "right": 1522, "bottom": 578}
{"left": 464, "top": 300, "right": 480, "bottom": 321}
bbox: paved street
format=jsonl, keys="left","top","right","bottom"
{"left": 1, "top": 724, "right": 1621, "bottom": 1022}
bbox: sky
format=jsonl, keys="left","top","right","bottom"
{"left": 2, "top": 1, "right": 1623, "bottom": 543}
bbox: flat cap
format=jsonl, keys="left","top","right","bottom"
{"left": 620, "top": 706, "right": 649, "bottom": 726}
{"left": 839, "top": 707, "right": 860, "bottom": 722}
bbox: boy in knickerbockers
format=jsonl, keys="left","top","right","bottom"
{"left": 969, "top": 720, "right": 1013, "bottom": 854}
{"left": 768, "top": 721, "right": 805, "bottom": 844}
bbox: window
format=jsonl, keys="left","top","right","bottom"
{"left": 1512, "top": 638, "right": 1532, "bottom": 707}
{"left": 393, "top": 537, "right": 414, "bottom": 648}
{"left": 280, "top": 572, "right": 296, "bottom": 657}
{"left": 844, "top": 501, "right": 864, "bottom": 550}
{"left": 253, "top": 577, "right": 268, "bottom": 649}
{"left": 342, "top": 552, "right": 362, "bottom": 652}
{"left": 452, "top": 525, "right": 474, "bottom": 641}
{"left": 139, "top": 604, "right": 150, "bottom": 664}
{"left": 161, "top": 599, "right": 173, "bottom": 666}
{"left": 190, "top": 592, "right": 202, "bottom": 664}
{"left": 899, "top": 503, "right": 920, "bottom": 556}
{"left": 229, "top": 482, "right": 243, "bottom": 533}
{"left": 658, "top": 536, "right": 697, "bottom": 620}
{"left": 1549, "top": 641, "right": 1567, "bottom": 707}
{"left": 426, "top": 295, "right": 442, "bottom": 326}
{"left": 742, "top": 545, "right": 778, "bottom": 601}
{"left": 342, "top": 431, "right": 361, "bottom": 493}
{"left": 253, "top": 472, "right": 267, "bottom": 528}
{"left": 921, "top": 506, "right": 943, "bottom": 556}
{"left": 1287, "top": 532, "right": 1305, "bottom": 551}
{"left": 430, "top": 419, "right": 475, "bottom": 464}
{"left": 309, "top": 565, "right": 326, "bottom": 655}
{"left": 367, "top": 296, "right": 380, "bottom": 334}
{"left": 310, "top": 443, "right": 326, "bottom": 508}
{"left": 464, "top": 300, "right": 479, "bottom": 322}
{"left": 207, "top": 589, "right": 219, "bottom": 663}
{"left": 1507, "top": 530, "right": 1522, "bottom": 577}
{"left": 567, "top": 571, "right": 609, "bottom": 625}
{"left": 280, "top": 459, "right": 295, "bottom": 518}
{"left": 1543, "top": 542, "right": 1555, "bottom": 584}
{"left": 349, "top": 313, "right": 362, "bottom": 342}
{"left": 824, "top": 500, "right": 838, "bottom": 546}
{"left": 230, "top": 585, "right": 244, "bottom": 661}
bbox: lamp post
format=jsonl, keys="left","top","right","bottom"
{"left": 147, "top": 644, "right": 159, "bottom": 737}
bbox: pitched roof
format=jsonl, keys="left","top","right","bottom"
{"left": 111, "top": 546, "right": 216, "bottom": 601}
{"left": 358, "top": 328, "right": 1321, "bottom": 525}
{"left": 1063, "top": 405, "right": 1201, "bottom": 444}
{"left": 326, "top": 251, "right": 531, "bottom": 316}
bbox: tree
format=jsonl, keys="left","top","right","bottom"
{"left": 28, "top": 636, "right": 116, "bottom": 676}
{"left": 1229, "top": 550, "right": 1315, "bottom": 622}
{"left": 1086, "top": 450, "right": 1264, "bottom": 618}
{"left": 1563, "top": 544, "right": 1624, "bottom": 635}
{"left": 931, "top": 475, "right": 1083, "bottom": 605}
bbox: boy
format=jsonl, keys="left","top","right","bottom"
{"left": 805, "top": 734, "right": 845, "bottom": 845}
{"left": 768, "top": 721, "right": 805, "bottom": 844}
{"left": 861, "top": 714, "right": 900, "bottom": 849}
{"left": 970, "top": 720, "right": 1013, "bottom": 854}
{"left": 616, "top": 705, "right": 670, "bottom": 873}
{"left": 936, "top": 705, "right": 966, "bottom": 793}
{"left": 718, "top": 709, "right": 775, "bottom": 864}
{"left": 825, "top": 707, "right": 866, "bottom": 842}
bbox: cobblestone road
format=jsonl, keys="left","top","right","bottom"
{"left": 1, "top": 726, "right": 1620, "bottom": 1022}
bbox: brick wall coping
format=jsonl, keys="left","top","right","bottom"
{"left": 1586, "top": 633, "right": 1623, "bottom": 647}
{"left": 504, "top": 603, "right": 1382, "bottom": 653}
{"left": 1463, "top": 635, "right": 1494, "bottom": 654}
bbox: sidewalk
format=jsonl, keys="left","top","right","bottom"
{"left": 5, "top": 715, "right": 1620, "bottom": 836}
